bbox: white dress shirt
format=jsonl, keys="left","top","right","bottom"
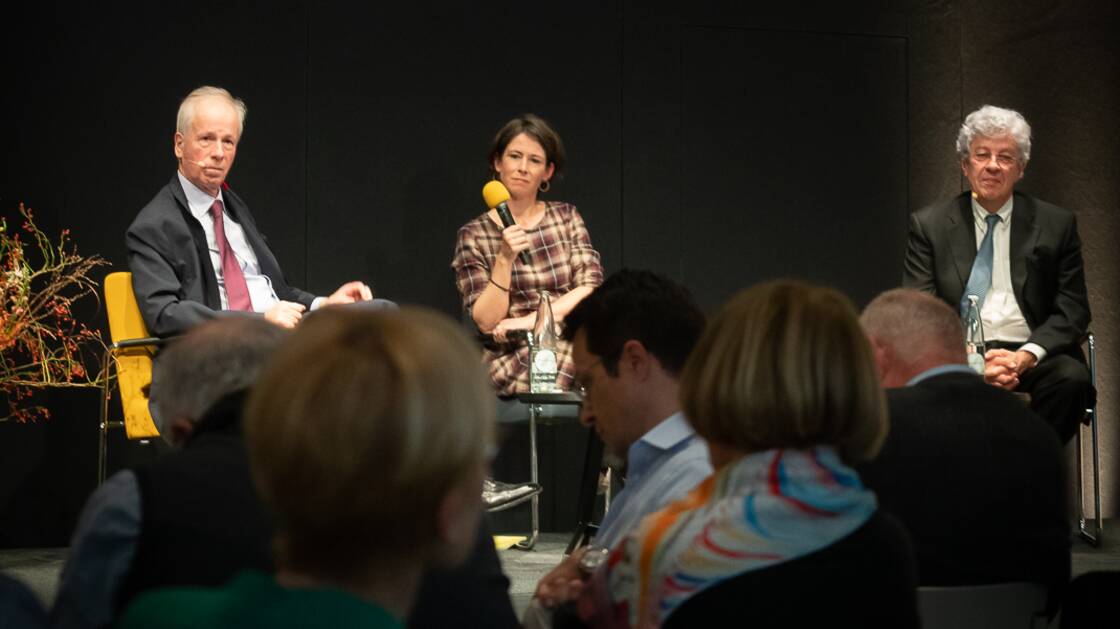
{"left": 177, "top": 171, "right": 279, "bottom": 312}
{"left": 971, "top": 196, "right": 1046, "bottom": 361}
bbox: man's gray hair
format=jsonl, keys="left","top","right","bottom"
{"left": 154, "top": 317, "right": 287, "bottom": 433}
{"left": 176, "top": 85, "right": 248, "bottom": 135}
{"left": 860, "top": 288, "right": 965, "bottom": 368}
{"left": 955, "top": 105, "right": 1032, "bottom": 164}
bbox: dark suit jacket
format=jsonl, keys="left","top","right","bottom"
{"left": 902, "top": 191, "right": 1090, "bottom": 357}
{"left": 126, "top": 175, "right": 316, "bottom": 338}
{"left": 117, "top": 391, "right": 273, "bottom": 617}
{"left": 857, "top": 371, "right": 1070, "bottom": 608}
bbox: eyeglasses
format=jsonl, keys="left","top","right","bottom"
{"left": 574, "top": 357, "right": 603, "bottom": 399}
{"left": 969, "top": 151, "right": 1019, "bottom": 169}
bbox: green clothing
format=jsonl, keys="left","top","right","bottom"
{"left": 117, "top": 570, "right": 402, "bottom": 629}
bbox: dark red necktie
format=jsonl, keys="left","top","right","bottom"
{"left": 209, "top": 199, "right": 254, "bottom": 311}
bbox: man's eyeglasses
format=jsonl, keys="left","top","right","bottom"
{"left": 969, "top": 151, "right": 1018, "bottom": 169}
{"left": 573, "top": 357, "right": 603, "bottom": 399}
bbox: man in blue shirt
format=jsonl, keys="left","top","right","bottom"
{"left": 530, "top": 269, "right": 711, "bottom": 610}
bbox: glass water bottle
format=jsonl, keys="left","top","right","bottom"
{"left": 963, "top": 295, "right": 986, "bottom": 374}
{"left": 529, "top": 291, "right": 559, "bottom": 393}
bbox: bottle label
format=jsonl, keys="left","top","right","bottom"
{"left": 530, "top": 348, "right": 559, "bottom": 393}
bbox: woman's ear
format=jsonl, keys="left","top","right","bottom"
{"left": 432, "top": 466, "right": 485, "bottom": 568}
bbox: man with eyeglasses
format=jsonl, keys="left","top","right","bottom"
{"left": 527, "top": 269, "right": 712, "bottom": 616}
{"left": 902, "top": 105, "right": 1092, "bottom": 443}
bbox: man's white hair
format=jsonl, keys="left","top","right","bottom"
{"left": 955, "top": 104, "right": 1032, "bottom": 164}
{"left": 176, "top": 86, "right": 248, "bottom": 135}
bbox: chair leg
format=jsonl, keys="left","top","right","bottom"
{"left": 604, "top": 467, "right": 612, "bottom": 511}
{"left": 1077, "top": 408, "right": 1103, "bottom": 546}
{"left": 98, "top": 353, "right": 112, "bottom": 486}
{"left": 566, "top": 427, "right": 606, "bottom": 555}
{"left": 1077, "top": 333, "right": 1102, "bottom": 546}
{"left": 515, "top": 404, "right": 541, "bottom": 551}
{"left": 1091, "top": 404, "right": 1102, "bottom": 542}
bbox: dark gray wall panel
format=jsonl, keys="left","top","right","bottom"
{"left": 679, "top": 27, "right": 907, "bottom": 309}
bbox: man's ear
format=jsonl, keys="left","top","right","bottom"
{"left": 618, "top": 339, "right": 652, "bottom": 380}
{"left": 174, "top": 132, "right": 184, "bottom": 160}
{"left": 867, "top": 335, "right": 892, "bottom": 385}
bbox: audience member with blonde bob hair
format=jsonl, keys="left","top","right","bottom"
{"left": 118, "top": 307, "right": 495, "bottom": 629}
{"left": 575, "top": 280, "right": 919, "bottom": 628}
{"left": 683, "top": 280, "right": 887, "bottom": 466}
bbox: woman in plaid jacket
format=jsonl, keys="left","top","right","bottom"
{"left": 452, "top": 114, "right": 603, "bottom": 396}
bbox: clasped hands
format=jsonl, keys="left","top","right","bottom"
{"left": 983, "top": 348, "right": 1038, "bottom": 391}
{"left": 264, "top": 281, "right": 372, "bottom": 328}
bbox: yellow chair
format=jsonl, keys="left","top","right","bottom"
{"left": 99, "top": 272, "right": 163, "bottom": 484}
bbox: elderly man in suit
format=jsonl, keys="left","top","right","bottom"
{"left": 127, "top": 86, "right": 375, "bottom": 435}
{"left": 901, "top": 104, "right": 1093, "bottom": 443}
{"left": 127, "top": 85, "right": 371, "bottom": 339}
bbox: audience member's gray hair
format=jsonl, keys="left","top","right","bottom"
{"left": 176, "top": 85, "right": 248, "bottom": 135}
{"left": 860, "top": 288, "right": 965, "bottom": 366}
{"left": 955, "top": 105, "right": 1032, "bottom": 164}
{"left": 154, "top": 317, "right": 286, "bottom": 432}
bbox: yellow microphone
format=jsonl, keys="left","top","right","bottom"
{"left": 482, "top": 181, "right": 530, "bottom": 265}
{"left": 483, "top": 180, "right": 511, "bottom": 210}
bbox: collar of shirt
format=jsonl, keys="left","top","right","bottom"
{"left": 627, "top": 412, "right": 695, "bottom": 482}
{"left": 970, "top": 194, "right": 1013, "bottom": 231}
{"left": 906, "top": 363, "right": 980, "bottom": 386}
{"left": 177, "top": 170, "right": 226, "bottom": 221}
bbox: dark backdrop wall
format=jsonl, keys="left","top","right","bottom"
{"left": 2, "top": 1, "right": 1117, "bottom": 546}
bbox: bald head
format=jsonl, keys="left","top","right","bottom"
{"left": 860, "top": 289, "right": 967, "bottom": 387}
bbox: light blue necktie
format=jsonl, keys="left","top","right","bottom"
{"left": 960, "top": 213, "right": 1002, "bottom": 317}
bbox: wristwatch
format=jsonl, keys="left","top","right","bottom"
{"left": 578, "top": 545, "right": 610, "bottom": 575}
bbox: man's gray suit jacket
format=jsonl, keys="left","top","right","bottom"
{"left": 126, "top": 176, "right": 315, "bottom": 338}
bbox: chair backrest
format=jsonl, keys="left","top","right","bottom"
{"left": 105, "top": 271, "right": 151, "bottom": 343}
{"left": 918, "top": 582, "right": 1048, "bottom": 629}
{"left": 104, "top": 272, "right": 160, "bottom": 439}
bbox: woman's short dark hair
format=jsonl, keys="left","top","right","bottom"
{"left": 488, "top": 113, "right": 566, "bottom": 176}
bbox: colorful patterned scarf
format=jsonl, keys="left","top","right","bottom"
{"left": 581, "top": 446, "right": 877, "bottom": 628}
